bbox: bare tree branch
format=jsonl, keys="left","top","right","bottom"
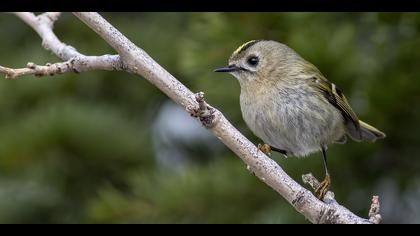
{"left": 0, "top": 62, "right": 70, "bottom": 79}
{"left": 3, "top": 12, "right": 124, "bottom": 79}
{"left": 0, "top": 55, "right": 122, "bottom": 79}
{"left": 1, "top": 12, "right": 381, "bottom": 224}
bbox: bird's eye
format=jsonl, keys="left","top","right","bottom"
{"left": 247, "top": 56, "right": 259, "bottom": 66}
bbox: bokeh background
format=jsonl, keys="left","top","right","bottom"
{"left": 0, "top": 12, "right": 419, "bottom": 223}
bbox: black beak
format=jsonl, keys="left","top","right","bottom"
{"left": 214, "top": 65, "right": 240, "bottom": 73}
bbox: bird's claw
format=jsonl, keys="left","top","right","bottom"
{"left": 315, "top": 174, "right": 331, "bottom": 200}
{"left": 258, "top": 143, "right": 272, "bottom": 156}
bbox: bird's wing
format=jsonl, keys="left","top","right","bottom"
{"left": 310, "top": 73, "right": 362, "bottom": 140}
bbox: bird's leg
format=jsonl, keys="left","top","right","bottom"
{"left": 315, "top": 146, "right": 331, "bottom": 200}
{"left": 271, "top": 146, "right": 288, "bottom": 158}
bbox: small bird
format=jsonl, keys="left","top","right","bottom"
{"left": 215, "top": 40, "right": 385, "bottom": 199}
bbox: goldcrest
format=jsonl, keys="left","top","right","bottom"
{"left": 215, "top": 40, "right": 385, "bottom": 199}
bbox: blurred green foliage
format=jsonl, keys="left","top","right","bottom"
{"left": 0, "top": 12, "right": 419, "bottom": 223}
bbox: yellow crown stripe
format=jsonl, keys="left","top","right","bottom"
{"left": 233, "top": 40, "right": 259, "bottom": 55}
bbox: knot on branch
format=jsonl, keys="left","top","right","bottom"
{"left": 188, "top": 92, "right": 219, "bottom": 128}
{"left": 369, "top": 196, "right": 382, "bottom": 224}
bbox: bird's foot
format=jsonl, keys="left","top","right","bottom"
{"left": 315, "top": 174, "right": 331, "bottom": 200}
{"left": 258, "top": 143, "right": 272, "bottom": 156}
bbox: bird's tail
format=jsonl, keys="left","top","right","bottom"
{"left": 348, "top": 120, "right": 386, "bottom": 142}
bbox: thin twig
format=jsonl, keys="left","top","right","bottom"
{"left": 0, "top": 61, "right": 77, "bottom": 79}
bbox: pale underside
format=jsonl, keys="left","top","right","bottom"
{"left": 240, "top": 81, "right": 346, "bottom": 157}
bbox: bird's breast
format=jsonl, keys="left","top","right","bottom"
{"left": 240, "top": 84, "right": 345, "bottom": 157}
